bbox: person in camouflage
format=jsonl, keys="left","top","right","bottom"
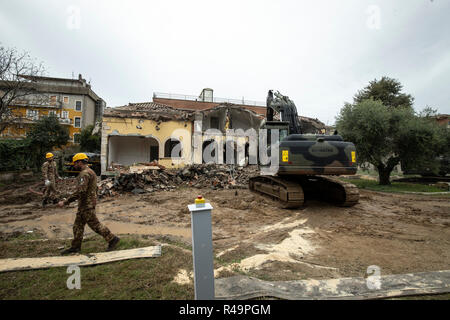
{"left": 41, "top": 152, "right": 61, "bottom": 206}
{"left": 58, "top": 153, "right": 120, "bottom": 254}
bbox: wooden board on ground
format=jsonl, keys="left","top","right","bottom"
{"left": 215, "top": 270, "right": 450, "bottom": 300}
{"left": 0, "top": 246, "right": 162, "bottom": 273}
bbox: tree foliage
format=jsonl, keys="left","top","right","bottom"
{"left": 337, "top": 82, "right": 448, "bottom": 185}
{"left": 79, "top": 124, "right": 101, "bottom": 152}
{"left": 0, "top": 139, "right": 39, "bottom": 171}
{"left": 26, "top": 114, "right": 70, "bottom": 168}
{"left": 354, "top": 76, "right": 414, "bottom": 109}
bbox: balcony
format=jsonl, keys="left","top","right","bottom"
{"left": 59, "top": 118, "right": 71, "bottom": 125}
{"left": 13, "top": 98, "right": 63, "bottom": 109}
{"left": 21, "top": 114, "right": 72, "bottom": 125}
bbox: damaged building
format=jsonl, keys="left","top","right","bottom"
{"left": 192, "top": 104, "right": 263, "bottom": 166}
{"left": 101, "top": 88, "right": 327, "bottom": 174}
{"left": 101, "top": 102, "right": 195, "bottom": 174}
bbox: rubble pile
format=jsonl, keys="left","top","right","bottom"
{"left": 103, "top": 102, "right": 195, "bottom": 122}
{"left": 98, "top": 164, "right": 259, "bottom": 197}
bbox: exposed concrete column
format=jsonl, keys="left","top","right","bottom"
{"left": 225, "top": 129, "right": 235, "bottom": 165}
{"left": 192, "top": 113, "right": 203, "bottom": 164}
{"left": 100, "top": 123, "right": 110, "bottom": 175}
{"left": 217, "top": 135, "right": 224, "bottom": 165}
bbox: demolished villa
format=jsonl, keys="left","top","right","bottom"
{"left": 101, "top": 89, "right": 328, "bottom": 175}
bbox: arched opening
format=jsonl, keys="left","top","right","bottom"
{"left": 164, "top": 138, "right": 182, "bottom": 158}
{"left": 245, "top": 142, "right": 250, "bottom": 166}
{"left": 202, "top": 139, "right": 218, "bottom": 164}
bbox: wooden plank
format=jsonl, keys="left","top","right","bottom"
{"left": 0, "top": 246, "right": 161, "bottom": 273}
{"left": 215, "top": 270, "right": 450, "bottom": 300}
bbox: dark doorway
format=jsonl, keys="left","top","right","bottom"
{"left": 164, "top": 139, "right": 182, "bottom": 158}
{"left": 150, "top": 146, "right": 159, "bottom": 161}
{"left": 202, "top": 140, "right": 218, "bottom": 164}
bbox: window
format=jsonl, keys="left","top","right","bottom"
{"left": 73, "top": 133, "right": 81, "bottom": 144}
{"left": 63, "top": 96, "right": 69, "bottom": 104}
{"left": 164, "top": 139, "right": 182, "bottom": 158}
{"left": 48, "top": 110, "right": 57, "bottom": 117}
{"left": 26, "top": 109, "right": 39, "bottom": 120}
{"left": 75, "top": 100, "right": 82, "bottom": 111}
{"left": 50, "top": 95, "right": 57, "bottom": 103}
{"left": 210, "top": 117, "right": 219, "bottom": 129}
{"left": 74, "top": 117, "right": 81, "bottom": 128}
{"left": 61, "top": 111, "right": 69, "bottom": 119}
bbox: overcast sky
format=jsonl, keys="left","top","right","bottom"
{"left": 1, "top": 0, "right": 449, "bottom": 124}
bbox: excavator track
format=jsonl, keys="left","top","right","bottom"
{"left": 312, "top": 175, "right": 360, "bottom": 207}
{"left": 249, "top": 175, "right": 359, "bottom": 208}
{"left": 249, "top": 176, "right": 304, "bottom": 208}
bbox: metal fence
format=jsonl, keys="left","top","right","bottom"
{"left": 153, "top": 92, "right": 266, "bottom": 107}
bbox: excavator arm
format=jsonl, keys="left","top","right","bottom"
{"left": 266, "top": 90, "right": 303, "bottom": 134}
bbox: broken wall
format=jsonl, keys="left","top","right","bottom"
{"left": 108, "top": 136, "right": 158, "bottom": 166}
{"left": 101, "top": 116, "right": 193, "bottom": 174}
{"left": 193, "top": 105, "right": 262, "bottom": 166}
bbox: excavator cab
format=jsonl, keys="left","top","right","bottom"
{"left": 262, "top": 121, "right": 290, "bottom": 147}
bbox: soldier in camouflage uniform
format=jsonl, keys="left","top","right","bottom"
{"left": 41, "top": 152, "right": 61, "bottom": 206}
{"left": 58, "top": 153, "right": 120, "bottom": 254}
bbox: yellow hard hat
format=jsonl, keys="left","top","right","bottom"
{"left": 46, "top": 152, "right": 54, "bottom": 159}
{"left": 72, "top": 153, "right": 89, "bottom": 164}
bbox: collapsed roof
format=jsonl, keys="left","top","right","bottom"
{"left": 199, "top": 103, "right": 264, "bottom": 132}
{"left": 299, "top": 116, "right": 326, "bottom": 133}
{"left": 103, "top": 102, "right": 195, "bottom": 122}
{"left": 104, "top": 101, "right": 326, "bottom": 133}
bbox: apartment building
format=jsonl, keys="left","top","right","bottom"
{"left": 0, "top": 74, "right": 105, "bottom": 143}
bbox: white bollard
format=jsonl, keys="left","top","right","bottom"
{"left": 187, "top": 195, "right": 215, "bottom": 300}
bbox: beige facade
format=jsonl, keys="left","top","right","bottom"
{"left": 100, "top": 101, "right": 263, "bottom": 174}
{"left": 102, "top": 116, "right": 192, "bottom": 171}
{"left": 101, "top": 102, "right": 194, "bottom": 174}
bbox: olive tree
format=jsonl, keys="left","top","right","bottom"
{"left": 336, "top": 99, "right": 447, "bottom": 184}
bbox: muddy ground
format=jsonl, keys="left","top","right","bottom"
{"left": 0, "top": 179, "right": 449, "bottom": 282}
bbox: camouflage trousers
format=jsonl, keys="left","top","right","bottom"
{"left": 43, "top": 179, "right": 58, "bottom": 202}
{"left": 71, "top": 208, "right": 115, "bottom": 249}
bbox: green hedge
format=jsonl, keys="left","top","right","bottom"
{"left": 0, "top": 139, "right": 41, "bottom": 172}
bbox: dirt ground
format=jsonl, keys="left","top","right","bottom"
{"left": 0, "top": 180, "right": 449, "bottom": 282}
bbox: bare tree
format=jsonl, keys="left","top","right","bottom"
{"left": 0, "top": 45, "right": 46, "bottom": 133}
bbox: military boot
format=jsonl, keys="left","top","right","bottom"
{"left": 61, "top": 247, "right": 81, "bottom": 255}
{"left": 107, "top": 236, "right": 120, "bottom": 251}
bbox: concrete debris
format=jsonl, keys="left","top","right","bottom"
{"left": 108, "top": 161, "right": 165, "bottom": 174}
{"left": 98, "top": 164, "right": 259, "bottom": 198}
{"left": 2, "top": 164, "right": 258, "bottom": 202}
{"left": 215, "top": 271, "right": 450, "bottom": 300}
